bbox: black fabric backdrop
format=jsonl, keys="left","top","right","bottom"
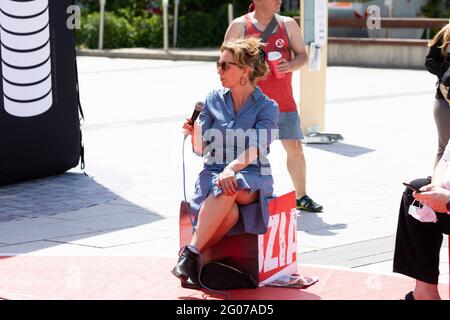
{"left": 0, "top": 0, "right": 82, "bottom": 185}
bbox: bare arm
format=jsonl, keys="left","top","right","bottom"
{"left": 218, "top": 147, "right": 259, "bottom": 196}
{"left": 182, "top": 118, "right": 205, "bottom": 156}
{"left": 275, "top": 17, "right": 308, "bottom": 74}
{"left": 191, "top": 122, "right": 206, "bottom": 156}
{"left": 284, "top": 17, "right": 308, "bottom": 71}
{"left": 218, "top": 102, "right": 278, "bottom": 196}
{"left": 224, "top": 18, "right": 246, "bottom": 43}
{"left": 226, "top": 146, "right": 259, "bottom": 172}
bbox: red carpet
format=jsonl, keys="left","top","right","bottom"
{"left": 0, "top": 256, "right": 448, "bottom": 300}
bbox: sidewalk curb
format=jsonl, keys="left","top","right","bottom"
{"left": 76, "top": 48, "right": 220, "bottom": 62}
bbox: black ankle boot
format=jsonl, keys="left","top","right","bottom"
{"left": 171, "top": 246, "right": 200, "bottom": 289}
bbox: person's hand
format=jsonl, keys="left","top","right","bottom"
{"left": 276, "top": 58, "right": 291, "bottom": 74}
{"left": 217, "top": 167, "right": 237, "bottom": 196}
{"left": 182, "top": 118, "right": 194, "bottom": 136}
{"left": 413, "top": 186, "right": 450, "bottom": 213}
{"left": 418, "top": 183, "right": 436, "bottom": 193}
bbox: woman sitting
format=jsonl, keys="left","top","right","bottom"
{"left": 172, "top": 36, "right": 279, "bottom": 289}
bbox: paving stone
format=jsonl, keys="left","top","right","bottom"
{"left": 0, "top": 174, "right": 117, "bottom": 222}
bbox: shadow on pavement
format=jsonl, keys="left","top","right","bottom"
{"left": 305, "top": 142, "right": 375, "bottom": 158}
{"left": 297, "top": 212, "right": 347, "bottom": 236}
{"left": 0, "top": 172, "right": 165, "bottom": 256}
{"left": 0, "top": 172, "right": 117, "bottom": 222}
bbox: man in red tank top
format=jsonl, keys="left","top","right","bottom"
{"left": 224, "top": 0, "right": 323, "bottom": 213}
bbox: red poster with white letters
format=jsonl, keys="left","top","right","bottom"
{"left": 258, "top": 191, "right": 297, "bottom": 285}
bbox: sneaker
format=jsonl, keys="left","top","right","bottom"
{"left": 296, "top": 195, "right": 323, "bottom": 213}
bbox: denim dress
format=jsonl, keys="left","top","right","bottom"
{"left": 188, "top": 87, "right": 279, "bottom": 235}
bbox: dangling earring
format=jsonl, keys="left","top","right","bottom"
{"left": 240, "top": 75, "right": 247, "bottom": 86}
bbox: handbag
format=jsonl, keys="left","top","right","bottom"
{"left": 200, "top": 258, "right": 258, "bottom": 290}
{"left": 439, "top": 82, "right": 450, "bottom": 106}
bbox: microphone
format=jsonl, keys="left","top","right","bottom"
{"left": 190, "top": 101, "right": 205, "bottom": 124}
{"left": 184, "top": 102, "right": 205, "bottom": 141}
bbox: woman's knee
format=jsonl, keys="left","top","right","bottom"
{"left": 202, "top": 193, "right": 236, "bottom": 209}
{"left": 235, "top": 190, "right": 258, "bottom": 205}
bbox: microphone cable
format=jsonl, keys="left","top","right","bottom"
{"left": 181, "top": 134, "right": 231, "bottom": 300}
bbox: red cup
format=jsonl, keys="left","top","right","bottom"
{"left": 267, "top": 51, "right": 285, "bottom": 79}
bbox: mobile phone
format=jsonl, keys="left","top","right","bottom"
{"left": 402, "top": 182, "right": 422, "bottom": 193}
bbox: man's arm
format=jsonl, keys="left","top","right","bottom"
{"left": 284, "top": 17, "right": 308, "bottom": 71}
{"left": 224, "top": 18, "right": 246, "bottom": 42}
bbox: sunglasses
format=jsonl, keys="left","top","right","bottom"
{"left": 216, "top": 61, "right": 239, "bottom": 71}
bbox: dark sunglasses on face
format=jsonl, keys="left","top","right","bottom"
{"left": 216, "top": 61, "right": 239, "bottom": 71}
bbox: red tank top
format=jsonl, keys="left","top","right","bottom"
{"left": 244, "top": 14, "right": 297, "bottom": 113}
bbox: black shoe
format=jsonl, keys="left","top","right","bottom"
{"left": 171, "top": 246, "right": 200, "bottom": 289}
{"left": 181, "top": 278, "right": 201, "bottom": 289}
{"left": 296, "top": 195, "right": 323, "bottom": 213}
{"left": 404, "top": 291, "right": 415, "bottom": 300}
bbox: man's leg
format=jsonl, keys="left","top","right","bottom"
{"left": 281, "top": 139, "right": 322, "bottom": 212}
{"left": 281, "top": 139, "right": 306, "bottom": 196}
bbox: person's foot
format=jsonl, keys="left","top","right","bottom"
{"left": 408, "top": 290, "right": 441, "bottom": 300}
{"left": 296, "top": 195, "right": 323, "bottom": 213}
{"left": 404, "top": 291, "right": 415, "bottom": 300}
{"left": 171, "top": 246, "right": 201, "bottom": 289}
{"left": 181, "top": 278, "right": 201, "bottom": 289}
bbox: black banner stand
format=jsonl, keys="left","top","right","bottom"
{"left": 0, "top": 0, "right": 83, "bottom": 185}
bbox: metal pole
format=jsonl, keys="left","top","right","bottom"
{"left": 228, "top": 4, "right": 233, "bottom": 25}
{"left": 384, "top": 0, "right": 392, "bottom": 38}
{"left": 99, "top": 0, "right": 106, "bottom": 49}
{"left": 173, "top": 0, "right": 179, "bottom": 47}
{"left": 163, "top": 0, "right": 169, "bottom": 52}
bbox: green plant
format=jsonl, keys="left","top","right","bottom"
{"left": 177, "top": 11, "right": 221, "bottom": 47}
{"left": 133, "top": 15, "right": 164, "bottom": 47}
{"left": 175, "top": 2, "right": 235, "bottom": 48}
{"left": 76, "top": 0, "right": 152, "bottom": 15}
{"left": 421, "top": 0, "right": 449, "bottom": 18}
{"left": 419, "top": 0, "right": 450, "bottom": 39}
{"left": 75, "top": 0, "right": 252, "bottom": 48}
{"left": 281, "top": 9, "right": 300, "bottom": 18}
{"left": 76, "top": 12, "right": 136, "bottom": 49}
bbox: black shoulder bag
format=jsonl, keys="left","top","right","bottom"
{"left": 200, "top": 258, "right": 258, "bottom": 290}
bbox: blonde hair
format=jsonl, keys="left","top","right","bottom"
{"left": 428, "top": 24, "right": 450, "bottom": 56}
{"left": 220, "top": 36, "right": 269, "bottom": 85}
